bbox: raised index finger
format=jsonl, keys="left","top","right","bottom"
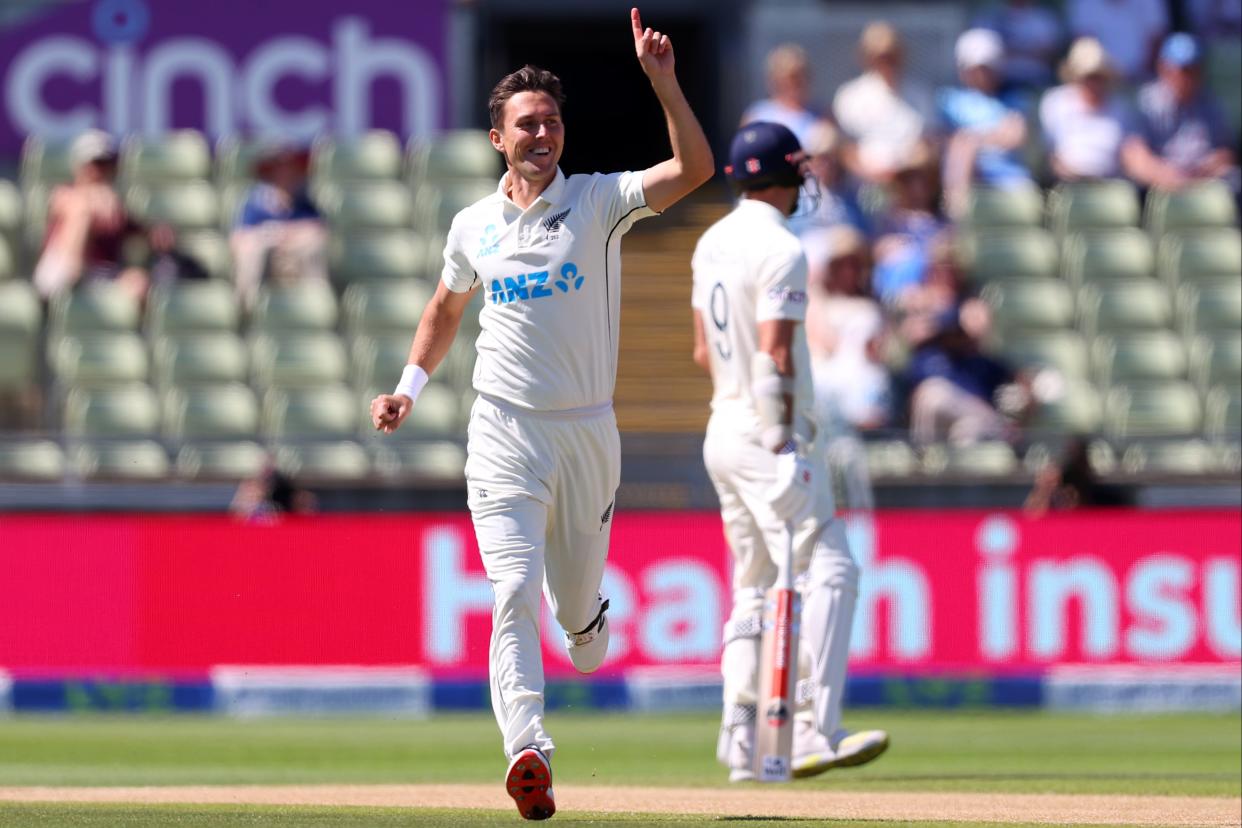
{"left": 631, "top": 7, "right": 642, "bottom": 39}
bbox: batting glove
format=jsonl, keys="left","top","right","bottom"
{"left": 768, "top": 444, "right": 815, "bottom": 524}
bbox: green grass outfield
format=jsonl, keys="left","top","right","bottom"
{"left": 0, "top": 710, "right": 1237, "bottom": 825}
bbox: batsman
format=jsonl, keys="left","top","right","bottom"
{"left": 690, "top": 121, "right": 890, "bottom": 782}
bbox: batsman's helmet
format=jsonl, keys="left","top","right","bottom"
{"left": 724, "top": 121, "right": 805, "bottom": 191}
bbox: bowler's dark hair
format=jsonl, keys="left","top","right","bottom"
{"left": 488, "top": 65, "right": 566, "bottom": 129}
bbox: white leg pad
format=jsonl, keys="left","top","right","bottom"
{"left": 799, "top": 522, "right": 860, "bottom": 740}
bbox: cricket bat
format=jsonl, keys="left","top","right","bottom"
{"left": 754, "top": 520, "right": 799, "bottom": 782}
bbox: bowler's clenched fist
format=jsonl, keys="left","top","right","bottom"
{"left": 371, "top": 393, "right": 412, "bottom": 434}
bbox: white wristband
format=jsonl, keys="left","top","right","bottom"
{"left": 393, "top": 364, "right": 429, "bottom": 404}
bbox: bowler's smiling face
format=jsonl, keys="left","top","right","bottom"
{"left": 492, "top": 91, "right": 565, "bottom": 185}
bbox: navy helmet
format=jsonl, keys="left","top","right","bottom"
{"left": 724, "top": 121, "right": 805, "bottom": 191}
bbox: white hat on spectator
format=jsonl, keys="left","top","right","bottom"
{"left": 955, "top": 28, "right": 1004, "bottom": 71}
{"left": 69, "top": 129, "right": 118, "bottom": 169}
{"left": 1061, "top": 37, "right": 1117, "bottom": 82}
{"left": 803, "top": 120, "right": 841, "bottom": 157}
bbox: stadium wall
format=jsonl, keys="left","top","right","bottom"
{"left": 0, "top": 510, "right": 1238, "bottom": 713}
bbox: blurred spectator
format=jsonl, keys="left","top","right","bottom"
{"left": 147, "top": 222, "right": 210, "bottom": 286}
{"left": 230, "top": 458, "right": 317, "bottom": 522}
{"left": 895, "top": 233, "right": 990, "bottom": 348}
{"left": 741, "top": 43, "right": 824, "bottom": 147}
{"left": 1122, "top": 33, "right": 1240, "bottom": 191}
{"left": 230, "top": 143, "right": 328, "bottom": 310}
{"left": 1185, "top": 0, "right": 1242, "bottom": 42}
{"left": 790, "top": 120, "right": 869, "bottom": 280}
{"left": 805, "top": 225, "right": 892, "bottom": 433}
{"left": 33, "top": 130, "right": 149, "bottom": 301}
{"left": 938, "top": 29, "right": 1034, "bottom": 218}
{"left": 1025, "top": 435, "right": 1131, "bottom": 515}
{"left": 1039, "top": 38, "right": 1136, "bottom": 181}
{"left": 973, "top": 0, "right": 1066, "bottom": 91}
{"left": 1068, "top": 0, "right": 1168, "bottom": 82}
{"left": 833, "top": 21, "right": 935, "bottom": 183}
{"left": 871, "top": 142, "right": 948, "bottom": 307}
{"left": 906, "top": 308, "right": 1026, "bottom": 446}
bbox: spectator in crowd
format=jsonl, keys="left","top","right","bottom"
{"left": 33, "top": 130, "right": 150, "bottom": 301}
{"left": 906, "top": 307, "right": 1026, "bottom": 446}
{"left": 938, "top": 29, "right": 1035, "bottom": 218}
{"left": 1122, "top": 33, "right": 1239, "bottom": 191}
{"left": 741, "top": 43, "right": 824, "bottom": 147}
{"left": 833, "top": 21, "right": 935, "bottom": 184}
{"left": 790, "top": 120, "right": 869, "bottom": 279}
{"left": 973, "top": 0, "right": 1066, "bottom": 91}
{"left": 1024, "top": 435, "right": 1132, "bottom": 515}
{"left": 1067, "top": 0, "right": 1168, "bottom": 82}
{"left": 1039, "top": 38, "right": 1136, "bottom": 181}
{"left": 230, "top": 457, "right": 317, "bottom": 522}
{"left": 805, "top": 225, "right": 892, "bottom": 434}
{"left": 894, "top": 233, "right": 991, "bottom": 349}
{"left": 871, "top": 142, "right": 948, "bottom": 307}
{"left": 229, "top": 142, "right": 328, "bottom": 310}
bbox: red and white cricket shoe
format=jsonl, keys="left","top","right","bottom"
{"left": 505, "top": 746, "right": 556, "bottom": 820}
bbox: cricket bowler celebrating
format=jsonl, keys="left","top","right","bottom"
{"left": 690, "top": 121, "right": 889, "bottom": 783}
{"left": 371, "top": 8, "right": 711, "bottom": 820}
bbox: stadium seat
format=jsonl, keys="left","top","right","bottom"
{"left": 1061, "top": 229, "right": 1155, "bottom": 285}
{"left": 350, "top": 334, "right": 410, "bottom": 391}
{"left": 0, "top": 281, "right": 39, "bottom": 389}
{"left": 20, "top": 184, "right": 51, "bottom": 260}
{"left": 218, "top": 181, "right": 250, "bottom": 229}
{"left": 321, "top": 181, "right": 415, "bottom": 231}
{"left": 372, "top": 440, "right": 466, "bottom": 480}
{"left": 163, "top": 384, "right": 260, "bottom": 440}
{"left": 0, "top": 179, "right": 22, "bottom": 262}
{"left": 71, "top": 440, "right": 170, "bottom": 480}
{"left": 0, "top": 440, "right": 66, "bottom": 481}
{"left": 1159, "top": 229, "right": 1242, "bottom": 285}
{"left": 1092, "top": 331, "right": 1188, "bottom": 386}
{"left": 213, "top": 136, "right": 267, "bottom": 184}
{"left": 960, "top": 185, "right": 1044, "bottom": 228}
{"left": 147, "top": 279, "right": 239, "bottom": 338}
{"left": 409, "top": 130, "right": 502, "bottom": 185}
{"left": 49, "top": 283, "right": 141, "bottom": 336}
{"left": 0, "top": 338, "right": 36, "bottom": 390}
{"left": 18, "top": 136, "right": 74, "bottom": 189}
{"left": 941, "top": 441, "right": 1019, "bottom": 477}
{"left": 251, "top": 333, "right": 349, "bottom": 389}
{"left": 863, "top": 440, "right": 920, "bottom": 479}
{"left": 1047, "top": 180, "right": 1141, "bottom": 236}
{"left": 276, "top": 440, "right": 371, "bottom": 480}
{"left": 1105, "top": 381, "right": 1202, "bottom": 438}
{"left": 63, "top": 384, "right": 161, "bottom": 437}
{"left": 1204, "top": 385, "right": 1242, "bottom": 438}
{"left": 996, "top": 331, "right": 1091, "bottom": 380}
{"left": 424, "top": 180, "right": 500, "bottom": 233}
{"left": 0, "top": 237, "right": 15, "bottom": 282}
{"left": 262, "top": 385, "right": 357, "bottom": 439}
{"left": 342, "top": 281, "right": 430, "bottom": 338}
{"left": 51, "top": 333, "right": 149, "bottom": 387}
{"left": 311, "top": 131, "right": 403, "bottom": 182}
{"left": 174, "top": 231, "right": 232, "bottom": 282}
{"left": 153, "top": 333, "right": 248, "bottom": 388}
{"left": 1190, "top": 334, "right": 1242, "bottom": 391}
{"left": 126, "top": 182, "right": 220, "bottom": 231}
{"left": 961, "top": 229, "right": 1059, "bottom": 283}
{"left": 1120, "top": 439, "right": 1219, "bottom": 475}
{"left": 1177, "top": 279, "right": 1242, "bottom": 336}
{"left": 330, "top": 230, "right": 429, "bottom": 284}
{"left": 120, "top": 132, "right": 212, "bottom": 182}
{"left": 250, "top": 281, "right": 339, "bottom": 332}
{"left": 372, "top": 381, "right": 458, "bottom": 438}
{"left": 176, "top": 440, "right": 268, "bottom": 480}
{"left": 1027, "top": 380, "right": 1103, "bottom": 435}
{"left": 1145, "top": 181, "right": 1239, "bottom": 239}
{"left": 1078, "top": 279, "right": 1172, "bottom": 335}
{"left": 980, "top": 278, "right": 1074, "bottom": 331}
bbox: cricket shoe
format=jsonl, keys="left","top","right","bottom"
{"left": 565, "top": 598, "right": 609, "bottom": 674}
{"left": 505, "top": 746, "right": 555, "bottom": 820}
{"left": 721, "top": 720, "right": 756, "bottom": 783}
{"left": 792, "top": 721, "right": 890, "bottom": 779}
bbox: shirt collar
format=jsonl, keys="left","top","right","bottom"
{"left": 498, "top": 167, "right": 566, "bottom": 208}
{"left": 736, "top": 197, "right": 790, "bottom": 225}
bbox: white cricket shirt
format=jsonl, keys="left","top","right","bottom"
{"left": 691, "top": 198, "right": 814, "bottom": 435}
{"left": 441, "top": 167, "right": 655, "bottom": 412}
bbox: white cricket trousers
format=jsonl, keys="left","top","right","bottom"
{"left": 465, "top": 394, "right": 620, "bottom": 760}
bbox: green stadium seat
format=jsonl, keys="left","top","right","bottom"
{"left": 0, "top": 339, "right": 36, "bottom": 390}
{"left": 126, "top": 182, "right": 219, "bottom": 230}
{"left": 322, "top": 181, "right": 414, "bottom": 230}
{"left": 1204, "top": 385, "right": 1241, "bottom": 438}
{"left": 426, "top": 180, "right": 500, "bottom": 233}
{"left": 71, "top": 440, "right": 170, "bottom": 480}
{"left": 262, "top": 385, "right": 357, "bottom": 439}
{"left": 147, "top": 279, "right": 239, "bottom": 338}
{"left": 960, "top": 185, "right": 1044, "bottom": 228}
{"left": 1078, "top": 279, "right": 1172, "bottom": 335}
{"left": 120, "top": 132, "right": 212, "bottom": 183}
{"left": 342, "top": 282, "right": 430, "bottom": 338}
{"left": 176, "top": 441, "right": 268, "bottom": 480}
{"left": 218, "top": 181, "right": 250, "bottom": 229}
{"left": 311, "top": 131, "right": 403, "bottom": 182}
{"left": 1159, "top": 229, "right": 1242, "bottom": 285}
{"left": 63, "top": 384, "right": 161, "bottom": 437}
{"left": 0, "top": 236, "right": 16, "bottom": 281}
{"left": 19, "top": 136, "right": 74, "bottom": 189}
{"left": 864, "top": 440, "right": 919, "bottom": 478}
{"left": 372, "top": 440, "right": 466, "bottom": 480}
{"left": 1120, "top": 439, "right": 1219, "bottom": 475}
{"left": 163, "top": 384, "right": 260, "bottom": 440}
{"left": 1047, "top": 180, "right": 1141, "bottom": 236}
{"left": 174, "top": 231, "right": 232, "bottom": 282}
{"left": 251, "top": 333, "right": 348, "bottom": 389}
{"left": 997, "top": 331, "right": 1090, "bottom": 379}
{"left": 1062, "top": 229, "right": 1155, "bottom": 285}
{"left": 20, "top": 184, "right": 50, "bottom": 260}
{"left": 213, "top": 136, "right": 266, "bottom": 184}
{"left": 387, "top": 381, "right": 458, "bottom": 438}
{"left": 0, "top": 179, "right": 22, "bottom": 261}
{"left": 1028, "top": 380, "right": 1103, "bottom": 435}
{"left": 250, "top": 281, "right": 338, "bottom": 332}
{"left": 0, "top": 280, "right": 41, "bottom": 339}
{"left": 49, "top": 282, "right": 140, "bottom": 336}
{"left": 330, "top": 230, "right": 429, "bottom": 283}
{"left": 153, "top": 333, "right": 248, "bottom": 388}
{"left": 276, "top": 440, "right": 371, "bottom": 480}
{"left": 941, "top": 441, "right": 1019, "bottom": 476}
{"left": 1092, "top": 331, "right": 1187, "bottom": 386}
{"left": 1177, "top": 279, "right": 1242, "bottom": 336}
{"left": 980, "top": 278, "right": 1075, "bottom": 331}
{"left": 409, "top": 131, "right": 502, "bottom": 185}
{"left": 1105, "top": 381, "right": 1202, "bottom": 438}
{"left": 51, "top": 333, "right": 149, "bottom": 387}
{"left": 1145, "top": 181, "right": 1239, "bottom": 238}
{"left": 961, "top": 229, "right": 1059, "bottom": 283}
{"left": 0, "top": 440, "right": 66, "bottom": 481}
{"left": 1190, "top": 334, "right": 1242, "bottom": 391}
{"left": 350, "top": 334, "right": 409, "bottom": 391}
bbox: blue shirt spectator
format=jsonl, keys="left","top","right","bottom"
{"left": 237, "top": 182, "right": 320, "bottom": 228}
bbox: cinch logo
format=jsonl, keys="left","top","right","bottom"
{"left": 489, "top": 261, "right": 582, "bottom": 305}
{"left": 767, "top": 286, "right": 807, "bottom": 304}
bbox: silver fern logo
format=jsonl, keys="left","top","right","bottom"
{"left": 542, "top": 208, "right": 571, "bottom": 239}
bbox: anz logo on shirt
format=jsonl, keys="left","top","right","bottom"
{"left": 477, "top": 225, "right": 501, "bottom": 258}
{"left": 489, "top": 262, "right": 584, "bottom": 306}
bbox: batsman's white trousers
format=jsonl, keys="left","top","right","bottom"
{"left": 465, "top": 393, "right": 620, "bottom": 760}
